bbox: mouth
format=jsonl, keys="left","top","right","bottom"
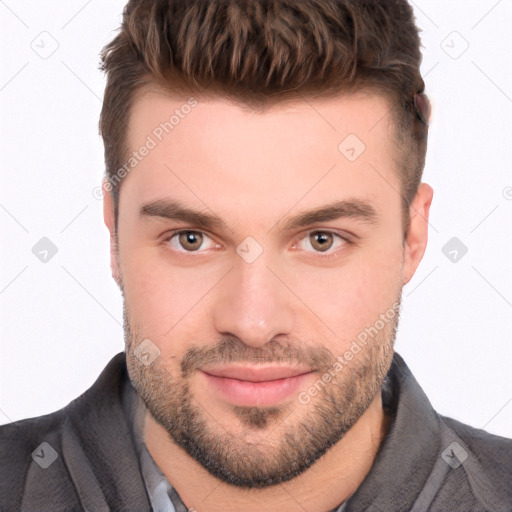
{"left": 200, "top": 364, "right": 314, "bottom": 407}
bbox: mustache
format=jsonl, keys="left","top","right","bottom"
{"left": 180, "top": 336, "right": 335, "bottom": 377}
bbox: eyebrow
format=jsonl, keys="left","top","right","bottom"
{"left": 139, "top": 198, "right": 379, "bottom": 232}
{"left": 140, "top": 200, "right": 227, "bottom": 231}
{"left": 280, "top": 198, "right": 380, "bottom": 231}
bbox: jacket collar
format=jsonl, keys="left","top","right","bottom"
{"left": 345, "top": 352, "right": 441, "bottom": 510}
{"left": 21, "top": 350, "right": 441, "bottom": 511}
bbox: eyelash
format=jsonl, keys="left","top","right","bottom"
{"left": 163, "top": 229, "right": 354, "bottom": 260}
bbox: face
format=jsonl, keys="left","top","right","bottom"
{"left": 104, "top": 86, "right": 432, "bottom": 488}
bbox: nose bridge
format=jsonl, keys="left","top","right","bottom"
{"left": 212, "top": 252, "right": 295, "bottom": 347}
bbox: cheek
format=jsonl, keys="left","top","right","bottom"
{"left": 119, "top": 248, "right": 224, "bottom": 338}
{"left": 292, "top": 246, "right": 403, "bottom": 345}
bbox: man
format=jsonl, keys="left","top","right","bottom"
{"left": 1, "top": 0, "right": 511, "bottom": 510}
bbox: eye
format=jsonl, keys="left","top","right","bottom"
{"left": 166, "top": 230, "right": 218, "bottom": 252}
{"left": 295, "top": 230, "right": 350, "bottom": 256}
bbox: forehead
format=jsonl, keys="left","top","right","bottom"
{"left": 120, "top": 86, "right": 400, "bottom": 227}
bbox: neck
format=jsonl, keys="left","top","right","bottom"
{"left": 144, "top": 392, "right": 389, "bottom": 512}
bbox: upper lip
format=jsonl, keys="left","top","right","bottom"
{"left": 201, "top": 365, "right": 313, "bottom": 382}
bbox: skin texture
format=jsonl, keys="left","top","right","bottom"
{"left": 103, "top": 87, "right": 433, "bottom": 512}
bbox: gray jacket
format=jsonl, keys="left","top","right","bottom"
{"left": 1, "top": 352, "right": 511, "bottom": 511}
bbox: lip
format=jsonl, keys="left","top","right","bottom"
{"left": 200, "top": 365, "right": 314, "bottom": 407}
{"left": 201, "top": 364, "right": 313, "bottom": 382}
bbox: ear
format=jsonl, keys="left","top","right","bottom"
{"left": 401, "top": 183, "right": 434, "bottom": 286}
{"left": 102, "top": 179, "right": 122, "bottom": 288}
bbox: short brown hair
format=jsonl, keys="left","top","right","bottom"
{"left": 99, "top": 0, "right": 429, "bottom": 234}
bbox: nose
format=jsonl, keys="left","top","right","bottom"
{"left": 212, "top": 255, "right": 296, "bottom": 348}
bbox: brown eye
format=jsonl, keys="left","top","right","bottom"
{"left": 178, "top": 231, "right": 204, "bottom": 251}
{"left": 309, "top": 231, "right": 334, "bottom": 252}
{"left": 167, "top": 230, "right": 219, "bottom": 254}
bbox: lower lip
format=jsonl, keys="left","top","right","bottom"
{"left": 201, "top": 371, "right": 312, "bottom": 407}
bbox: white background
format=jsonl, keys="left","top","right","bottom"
{"left": 1, "top": 0, "right": 511, "bottom": 437}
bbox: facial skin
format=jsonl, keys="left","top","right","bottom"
{"left": 103, "top": 87, "right": 433, "bottom": 512}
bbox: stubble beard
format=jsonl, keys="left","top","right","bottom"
{"left": 124, "top": 293, "right": 401, "bottom": 489}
